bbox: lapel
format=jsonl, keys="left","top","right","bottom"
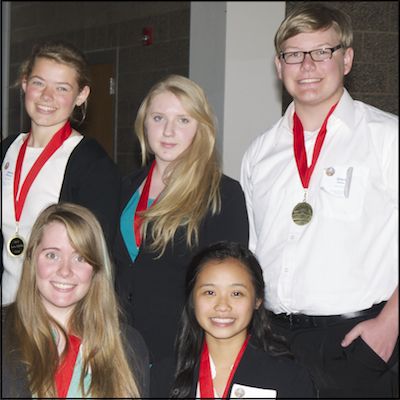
{"left": 190, "top": 340, "right": 278, "bottom": 399}
{"left": 118, "top": 163, "right": 152, "bottom": 260}
{"left": 121, "top": 163, "right": 152, "bottom": 209}
{"left": 190, "top": 343, "right": 253, "bottom": 398}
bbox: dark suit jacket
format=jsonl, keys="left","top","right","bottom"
{"left": 114, "top": 165, "right": 249, "bottom": 364}
{"left": 151, "top": 340, "right": 316, "bottom": 398}
{"left": 1, "top": 305, "right": 150, "bottom": 398}
{"left": 1, "top": 134, "right": 121, "bottom": 275}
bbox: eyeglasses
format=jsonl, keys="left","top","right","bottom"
{"left": 280, "top": 45, "right": 342, "bottom": 64}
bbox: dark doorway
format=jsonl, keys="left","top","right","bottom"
{"left": 80, "top": 49, "right": 117, "bottom": 161}
{"left": 84, "top": 63, "right": 114, "bottom": 159}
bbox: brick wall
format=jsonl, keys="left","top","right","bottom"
{"left": 6, "top": 1, "right": 397, "bottom": 174}
{"left": 7, "top": 1, "right": 190, "bottom": 174}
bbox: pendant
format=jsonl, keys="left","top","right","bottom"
{"left": 7, "top": 235, "right": 25, "bottom": 257}
{"left": 292, "top": 202, "right": 313, "bottom": 225}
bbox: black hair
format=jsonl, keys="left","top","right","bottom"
{"left": 170, "top": 241, "right": 290, "bottom": 398}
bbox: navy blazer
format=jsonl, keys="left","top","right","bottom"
{"left": 151, "top": 340, "right": 316, "bottom": 398}
{"left": 114, "top": 165, "right": 249, "bottom": 364}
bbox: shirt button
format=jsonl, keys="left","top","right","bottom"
{"left": 284, "top": 267, "right": 289, "bottom": 273}
{"left": 325, "top": 166, "right": 335, "bottom": 176}
{"left": 234, "top": 387, "right": 245, "bottom": 398}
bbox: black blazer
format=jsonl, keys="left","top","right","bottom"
{"left": 151, "top": 340, "right": 316, "bottom": 398}
{"left": 1, "top": 305, "right": 150, "bottom": 398}
{"left": 1, "top": 134, "right": 121, "bottom": 274}
{"left": 114, "top": 165, "right": 249, "bottom": 364}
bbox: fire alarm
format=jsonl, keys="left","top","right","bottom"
{"left": 142, "top": 27, "right": 153, "bottom": 46}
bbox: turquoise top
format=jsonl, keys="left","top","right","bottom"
{"left": 66, "top": 346, "right": 91, "bottom": 398}
{"left": 33, "top": 344, "right": 91, "bottom": 398}
{"left": 120, "top": 189, "right": 154, "bottom": 262}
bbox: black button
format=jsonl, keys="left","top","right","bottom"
{"left": 128, "top": 293, "right": 133, "bottom": 302}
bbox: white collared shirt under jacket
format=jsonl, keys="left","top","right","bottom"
{"left": 240, "top": 89, "right": 398, "bottom": 315}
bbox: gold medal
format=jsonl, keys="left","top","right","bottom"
{"left": 7, "top": 234, "right": 25, "bottom": 257}
{"left": 292, "top": 202, "right": 313, "bottom": 225}
{"left": 10, "top": 122, "right": 72, "bottom": 259}
{"left": 292, "top": 104, "right": 337, "bottom": 227}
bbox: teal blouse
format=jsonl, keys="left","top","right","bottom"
{"left": 120, "top": 189, "right": 154, "bottom": 262}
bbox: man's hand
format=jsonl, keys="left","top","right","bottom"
{"left": 341, "top": 315, "right": 398, "bottom": 362}
{"left": 341, "top": 287, "right": 398, "bottom": 363}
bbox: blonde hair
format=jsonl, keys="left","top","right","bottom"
{"left": 274, "top": 3, "right": 353, "bottom": 54}
{"left": 8, "top": 203, "right": 141, "bottom": 398}
{"left": 135, "top": 75, "right": 222, "bottom": 255}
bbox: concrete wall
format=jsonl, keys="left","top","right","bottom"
{"left": 190, "top": 2, "right": 285, "bottom": 180}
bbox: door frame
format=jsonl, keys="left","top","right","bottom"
{"left": 85, "top": 48, "right": 119, "bottom": 161}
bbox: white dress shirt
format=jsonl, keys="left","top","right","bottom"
{"left": 241, "top": 90, "right": 398, "bottom": 315}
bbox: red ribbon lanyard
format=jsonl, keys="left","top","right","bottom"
{"left": 199, "top": 335, "right": 250, "bottom": 399}
{"left": 13, "top": 121, "right": 72, "bottom": 224}
{"left": 55, "top": 334, "right": 81, "bottom": 398}
{"left": 134, "top": 160, "right": 157, "bottom": 248}
{"left": 293, "top": 103, "right": 337, "bottom": 189}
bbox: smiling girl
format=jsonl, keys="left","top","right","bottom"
{"left": 1, "top": 203, "right": 149, "bottom": 398}
{"left": 1, "top": 41, "right": 121, "bottom": 305}
{"left": 152, "top": 242, "right": 316, "bottom": 398}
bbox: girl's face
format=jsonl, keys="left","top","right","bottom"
{"left": 22, "top": 57, "right": 90, "bottom": 135}
{"left": 35, "top": 221, "right": 94, "bottom": 326}
{"left": 144, "top": 91, "right": 198, "bottom": 171}
{"left": 193, "top": 258, "right": 261, "bottom": 346}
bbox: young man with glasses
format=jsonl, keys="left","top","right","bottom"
{"left": 241, "top": 3, "right": 398, "bottom": 398}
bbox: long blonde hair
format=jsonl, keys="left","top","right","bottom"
{"left": 135, "top": 75, "right": 222, "bottom": 255}
{"left": 7, "top": 203, "right": 141, "bottom": 398}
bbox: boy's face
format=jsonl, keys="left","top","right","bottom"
{"left": 275, "top": 26, "right": 353, "bottom": 112}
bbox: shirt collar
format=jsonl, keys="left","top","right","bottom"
{"left": 281, "top": 88, "right": 355, "bottom": 134}
{"left": 331, "top": 88, "right": 355, "bottom": 132}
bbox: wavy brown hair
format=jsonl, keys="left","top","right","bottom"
{"left": 6, "top": 203, "right": 141, "bottom": 398}
{"left": 135, "top": 75, "right": 222, "bottom": 255}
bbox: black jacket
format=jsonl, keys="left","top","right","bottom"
{"left": 151, "top": 339, "right": 317, "bottom": 398}
{"left": 114, "top": 165, "right": 249, "bottom": 364}
{"left": 1, "top": 305, "right": 150, "bottom": 398}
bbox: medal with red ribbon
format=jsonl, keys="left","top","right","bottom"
{"left": 8, "top": 121, "right": 72, "bottom": 256}
{"left": 292, "top": 103, "right": 337, "bottom": 225}
{"left": 199, "top": 335, "right": 250, "bottom": 399}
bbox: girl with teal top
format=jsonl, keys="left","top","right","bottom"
{"left": 114, "top": 75, "right": 249, "bottom": 365}
{"left": 2, "top": 203, "right": 149, "bottom": 398}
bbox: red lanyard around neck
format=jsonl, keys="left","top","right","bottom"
{"left": 13, "top": 121, "right": 72, "bottom": 224}
{"left": 293, "top": 103, "right": 337, "bottom": 189}
{"left": 199, "top": 335, "right": 250, "bottom": 399}
{"left": 134, "top": 160, "right": 157, "bottom": 248}
{"left": 55, "top": 334, "right": 81, "bottom": 398}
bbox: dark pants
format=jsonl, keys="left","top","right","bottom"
{"left": 270, "top": 305, "right": 399, "bottom": 398}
